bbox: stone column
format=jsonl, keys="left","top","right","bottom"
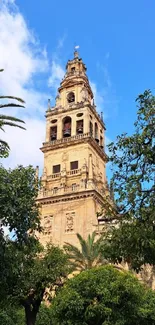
{"left": 72, "top": 115, "right": 76, "bottom": 136}
{"left": 57, "top": 117, "right": 62, "bottom": 140}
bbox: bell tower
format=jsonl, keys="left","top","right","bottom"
{"left": 37, "top": 50, "right": 109, "bottom": 247}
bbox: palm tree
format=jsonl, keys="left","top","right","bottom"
{"left": 64, "top": 232, "right": 107, "bottom": 271}
{"left": 0, "top": 69, "right": 26, "bottom": 155}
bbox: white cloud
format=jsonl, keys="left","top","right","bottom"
{"left": 1, "top": 118, "right": 45, "bottom": 169}
{"left": 57, "top": 33, "right": 67, "bottom": 50}
{"left": 0, "top": 0, "right": 49, "bottom": 114}
{"left": 48, "top": 61, "right": 65, "bottom": 90}
{"left": 0, "top": 0, "right": 50, "bottom": 169}
{"left": 90, "top": 81, "right": 105, "bottom": 116}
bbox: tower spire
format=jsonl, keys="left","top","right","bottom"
{"left": 74, "top": 45, "right": 79, "bottom": 59}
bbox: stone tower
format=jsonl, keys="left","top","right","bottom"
{"left": 37, "top": 50, "right": 108, "bottom": 247}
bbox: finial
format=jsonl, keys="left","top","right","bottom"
{"left": 48, "top": 98, "right": 51, "bottom": 110}
{"left": 101, "top": 112, "right": 103, "bottom": 121}
{"left": 35, "top": 166, "right": 39, "bottom": 183}
{"left": 74, "top": 45, "right": 79, "bottom": 58}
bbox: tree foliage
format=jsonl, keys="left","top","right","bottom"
{"left": 35, "top": 304, "right": 53, "bottom": 325}
{"left": 14, "top": 244, "right": 68, "bottom": 325}
{"left": 102, "top": 90, "right": 155, "bottom": 270}
{"left": 0, "top": 163, "right": 70, "bottom": 325}
{"left": 51, "top": 265, "right": 155, "bottom": 325}
{"left": 109, "top": 89, "right": 154, "bottom": 217}
{"left": 0, "top": 165, "right": 41, "bottom": 303}
{"left": 0, "top": 165, "right": 40, "bottom": 241}
{"left": 64, "top": 232, "right": 106, "bottom": 271}
{"left": 0, "top": 306, "right": 25, "bottom": 325}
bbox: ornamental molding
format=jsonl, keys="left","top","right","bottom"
{"left": 37, "top": 189, "right": 104, "bottom": 206}
{"left": 41, "top": 134, "right": 108, "bottom": 162}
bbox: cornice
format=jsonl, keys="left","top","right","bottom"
{"left": 40, "top": 133, "right": 108, "bottom": 162}
{"left": 37, "top": 188, "right": 104, "bottom": 206}
{"left": 46, "top": 103, "right": 105, "bottom": 130}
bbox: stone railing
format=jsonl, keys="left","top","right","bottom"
{"left": 47, "top": 173, "right": 61, "bottom": 179}
{"left": 37, "top": 182, "right": 107, "bottom": 200}
{"left": 43, "top": 132, "right": 91, "bottom": 147}
{"left": 67, "top": 169, "right": 81, "bottom": 176}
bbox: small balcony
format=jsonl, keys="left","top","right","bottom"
{"left": 67, "top": 169, "right": 81, "bottom": 176}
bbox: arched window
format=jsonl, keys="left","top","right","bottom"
{"left": 67, "top": 92, "right": 75, "bottom": 103}
{"left": 50, "top": 126, "right": 57, "bottom": 140}
{"left": 95, "top": 122, "right": 99, "bottom": 143}
{"left": 100, "top": 136, "right": 103, "bottom": 148}
{"left": 76, "top": 119, "right": 83, "bottom": 134}
{"left": 63, "top": 116, "right": 72, "bottom": 137}
{"left": 90, "top": 121, "right": 93, "bottom": 136}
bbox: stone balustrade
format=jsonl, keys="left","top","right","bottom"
{"left": 37, "top": 182, "right": 107, "bottom": 200}
{"left": 67, "top": 168, "right": 81, "bottom": 176}
{"left": 43, "top": 132, "right": 91, "bottom": 147}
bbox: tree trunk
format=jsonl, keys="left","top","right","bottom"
{"left": 25, "top": 305, "right": 38, "bottom": 325}
{"left": 22, "top": 288, "right": 44, "bottom": 325}
{"left": 24, "top": 298, "right": 42, "bottom": 325}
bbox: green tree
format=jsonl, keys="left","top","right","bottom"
{"left": 102, "top": 90, "right": 155, "bottom": 271}
{"left": 12, "top": 244, "right": 68, "bottom": 325}
{"left": 0, "top": 69, "right": 25, "bottom": 157}
{"left": 0, "top": 164, "right": 69, "bottom": 325}
{"left": 35, "top": 304, "right": 53, "bottom": 325}
{"left": 0, "top": 165, "right": 40, "bottom": 306}
{"left": 64, "top": 232, "right": 106, "bottom": 271}
{"left": 0, "top": 165, "right": 40, "bottom": 241}
{"left": 0, "top": 306, "right": 25, "bottom": 325}
{"left": 51, "top": 265, "right": 155, "bottom": 325}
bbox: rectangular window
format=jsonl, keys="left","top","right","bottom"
{"left": 53, "top": 187, "right": 58, "bottom": 194}
{"left": 53, "top": 164, "right": 60, "bottom": 174}
{"left": 70, "top": 161, "right": 78, "bottom": 170}
{"left": 72, "top": 183, "right": 77, "bottom": 191}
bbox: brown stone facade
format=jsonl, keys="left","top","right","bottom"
{"left": 37, "top": 50, "right": 109, "bottom": 248}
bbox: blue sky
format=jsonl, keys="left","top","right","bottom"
{"left": 0, "top": 0, "right": 155, "bottom": 178}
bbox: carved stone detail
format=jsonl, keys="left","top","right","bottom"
{"left": 65, "top": 212, "right": 75, "bottom": 233}
{"left": 43, "top": 215, "right": 53, "bottom": 235}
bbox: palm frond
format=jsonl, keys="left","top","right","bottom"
{"left": 0, "top": 96, "right": 25, "bottom": 104}
{"left": 90, "top": 231, "right": 96, "bottom": 244}
{"left": 64, "top": 232, "right": 107, "bottom": 271}
{"left": 64, "top": 242, "right": 84, "bottom": 259}
{"left": 0, "top": 69, "right": 25, "bottom": 155}
{"left": 0, "top": 125, "right": 5, "bottom": 132}
{"left": 64, "top": 242, "right": 86, "bottom": 270}
{"left": 0, "top": 139, "right": 9, "bottom": 147}
{"left": 76, "top": 233, "right": 89, "bottom": 259}
{"left": 0, "top": 115, "right": 25, "bottom": 124}
{"left": 0, "top": 103, "right": 25, "bottom": 109}
{"left": 0, "top": 121, "right": 26, "bottom": 130}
